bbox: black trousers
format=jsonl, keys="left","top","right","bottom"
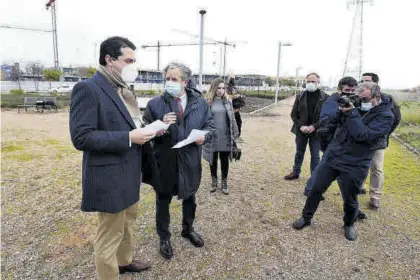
{"left": 302, "top": 158, "right": 362, "bottom": 226}
{"left": 234, "top": 111, "right": 242, "bottom": 136}
{"left": 155, "top": 193, "right": 196, "bottom": 240}
{"left": 210, "top": 151, "right": 230, "bottom": 179}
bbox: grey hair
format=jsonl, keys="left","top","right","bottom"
{"left": 163, "top": 62, "right": 192, "bottom": 81}
{"left": 359, "top": 82, "right": 381, "bottom": 97}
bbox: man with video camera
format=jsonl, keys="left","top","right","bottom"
{"left": 292, "top": 82, "right": 395, "bottom": 241}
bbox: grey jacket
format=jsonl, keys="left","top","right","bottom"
{"left": 203, "top": 98, "right": 239, "bottom": 163}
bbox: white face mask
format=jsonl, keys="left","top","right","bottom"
{"left": 360, "top": 101, "right": 373, "bottom": 111}
{"left": 121, "top": 64, "right": 138, "bottom": 83}
{"left": 306, "top": 82, "right": 318, "bottom": 92}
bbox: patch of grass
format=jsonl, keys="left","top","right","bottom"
{"left": 1, "top": 142, "right": 24, "bottom": 153}
{"left": 399, "top": 101, "right": 420, "bottom": 125}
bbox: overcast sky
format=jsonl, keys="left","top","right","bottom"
{"left": 0, "top": 0, "right": 419, "bottom": 89}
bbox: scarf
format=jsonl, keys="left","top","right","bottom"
{"left": 97, "top": 65, "right": 142, "bottom": 128}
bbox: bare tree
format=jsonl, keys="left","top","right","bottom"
{"left": 27, "top": 62, "right": 44, "bottom": 92}
{"left": 11, "top": 63, "right": 22, "bottom": 90}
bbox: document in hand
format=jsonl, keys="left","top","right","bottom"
{"left": 143, "top": 120, "right": 171, "bottom": 134}
{"left": 172, "top": 129, "right": 209, "bottom": 149}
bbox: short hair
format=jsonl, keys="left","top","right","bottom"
{"left": 359, "top": 82, "right": 381, "bottom": 97}
{"left": 338, "top": 76, "right": 358, "bottom": 90}
{"left": 163, "top": 62, "right": 192, "bottom": 82}
{"left": 362, "top": 72, "right": 379, "bottom": 83}
{"left": 99, "top": 36, "right": 136, "bottom": 66}
{"left": 306, "top": 72, "right": 320, "bottom": 79}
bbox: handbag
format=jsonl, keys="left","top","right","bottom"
{"left": 232, "top": 141, "right": 242, "bottom": 161}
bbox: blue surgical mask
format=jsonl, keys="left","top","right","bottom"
{"left": 360, "top": 101, "right": 373, "bottom": 111}
{"left": 165, "top": 81, "right": 182, "bottom": 97}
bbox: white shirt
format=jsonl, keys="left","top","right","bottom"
{"left": 179, "top": 93, "right": 188, "bottom": 111}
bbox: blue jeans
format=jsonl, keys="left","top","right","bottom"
{"left": 293, "top": 132, "right": 321, "bottom": 176}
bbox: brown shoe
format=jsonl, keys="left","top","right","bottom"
{"left": 284, "top": 171, "right": 299, "bottom": 180}
{"left": 369, "top": 198, "right": 379, "bottom": 210}
{"left": 119, "top": 259, "right": 151, "bottom": 274}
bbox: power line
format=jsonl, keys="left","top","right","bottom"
{"left": 0, "top": 24, "right": 52, "bottom": 33}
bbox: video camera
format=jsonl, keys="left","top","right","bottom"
{"left": 337, "top": 94, "right": 361, "bottom": 108}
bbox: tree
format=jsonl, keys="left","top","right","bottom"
{"left": 76, "top": 67, "right": 96, "bottom": 78}
{"left": 265, "top": 77, "right": 275, "bottom": 87}
{"left": 27, "top": 62, "right": 44, "bottom": 92}
{"left": 87, "top": 67, "right": 96, "bottom": 77}
{"left": 11, "top": 63, "right": 21, "bottom": 90}
{"left": 44, "top": 69, "right": 62, "bottom": 81}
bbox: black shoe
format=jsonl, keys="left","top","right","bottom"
{"left": 292, "top": 217, "right": 311, "bottom": 230}
{"left": 357, "top": 210, "right": 368, "bottom": 220}
{"left": 159, "top": 239, "right": 173, "bottom": 259}
{"left": 221, "top": 178, "right": 229, "bottom": 195}
{"left": 210, "top": 176, "right": 217, "bottom": 193}
{"left": 344, "top": 225, "right": 357, "bottom": 241}
{"left": 181, "top": 231, "right": 204, "bottom": 247}
{"left": 359, "top": 188, "right": 367, "bottom": 195}
{"left": 284, "top": 171, "right": 299, "bottom": 180}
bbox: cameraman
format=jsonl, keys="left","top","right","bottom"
{"left": 292, "top": 82, "right": 395, "bottom": 241}
{"left": 303, "top": 77, "right": 358, "bottom": 197}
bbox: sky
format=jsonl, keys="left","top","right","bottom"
{"left": 0, "top": 0, "right": 419, "bottom": 89}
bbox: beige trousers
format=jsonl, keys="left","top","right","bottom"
{"left": 94, "top": 202, "right": 138, "bottom": 280}
{"left": 362, "top": 149, "right": 385, "bottom": 201}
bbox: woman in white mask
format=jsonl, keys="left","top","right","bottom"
{"left": 204, "top": 78, "right": 239, "bottom": 195}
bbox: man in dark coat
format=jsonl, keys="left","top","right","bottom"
{"left": 70, "top": 37, "right": 153, "bottom": 279}
{"left": 359, "top": 73, "right": 401, "bottom": 209}
{"left": 284, "top": 72, "right": 329, "bottom": 180}
{"left": 143, "top": 62, "right": 215, "bottom": 260}
{"left": 292, "top": 82, "right": 395, "bottom": 241}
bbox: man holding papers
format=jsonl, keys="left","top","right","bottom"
{"left": 143, "top": 62, "right": 215, "bottom": 260}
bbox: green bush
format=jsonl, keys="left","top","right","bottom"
{"left": 10, "top": 89, "right": 24, "bottom": 95}
{"left": 399, "top": 101, "right": 420, "bottom": 125}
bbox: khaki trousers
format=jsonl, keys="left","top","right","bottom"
{"left": 94, "top": 202, "right": 138, "bottom": 280}
{"left": 362, "top": 149, "right": 385, "bottom": 201}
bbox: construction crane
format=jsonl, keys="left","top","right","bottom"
{"left": 343, "top": 0, "right": 373, "bottom": 80}
{"left": 172, "top": 28, "right": 247, "bottom": 79}
{"left": 45, "top": 0, "right": 59, "bottom": 69}
{"left": 141, "top": 41, "right": 218, "bottom": 71}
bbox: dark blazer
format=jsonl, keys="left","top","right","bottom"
{"left": 290, "top": 89, "right": 329, "bottom": 134}
{"left": 69, "top": 72, "right": 142, "bottom": 213}
{"left": 143, "top": 89, "right": 215, "bottom": 199}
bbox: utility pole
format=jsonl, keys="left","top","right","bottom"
{"left": 199, "top": 9, "right": 207, "bottom": 90}
{"left": 157, "top": 40, "right": 161, "bottom": 70}
{"left": 275, "top": 41, "right": 292, "bottom": 104}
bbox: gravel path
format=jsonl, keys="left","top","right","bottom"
{"left": 1, "top": 98, "right": 419, "bottom": 279}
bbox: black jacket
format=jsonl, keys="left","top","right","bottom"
{"left": 69, "top": 73, "right": 142, "bottom": 213}
{"left": 290, "top": 89, "right": 329, "bottom": 134}
{"left": 142, "top": 88, "right": 215, "bottom": 199}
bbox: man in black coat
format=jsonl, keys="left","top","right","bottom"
{"left": 143, "top": 62, "right": 215, "bottom": 260}
{"left": 284, "top": 72, "right": 329, "bottom": 180}
{"left": 69, "top": 37, "right": 153, "bottom": 279}
{"left": 359, "top": 73, "right": 401, "bottom": 209}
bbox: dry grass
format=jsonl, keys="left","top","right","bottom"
{"left": 1, "top": 100, "right": 419, "bottom": 280}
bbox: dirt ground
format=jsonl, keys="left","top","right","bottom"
{"left": 1, "top": 98, "right": 419, "bottom": 280}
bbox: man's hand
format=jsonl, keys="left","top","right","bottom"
{"left": 195, "top": 135, "right": 205, "bottom": 145}
{"left": 163, "top": 112, "right": 177, "bottom": 124}
{"left": 300, "top": 126, "right": 309, "bottom": 133}
{"left": 129, "top": 129, "right": 155, "bottom": 145}
{"left": 307, "top": 125, "right": 316, "bottom": 134}
{"left": 339, "top": 103, "right": 355, "bottom": 113}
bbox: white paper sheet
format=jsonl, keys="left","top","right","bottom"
{"left": 172, "top": 129, "right": 209, "bottom": 149}
{"left": 143, "top": 120, "right": 170, "bottom": 134}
